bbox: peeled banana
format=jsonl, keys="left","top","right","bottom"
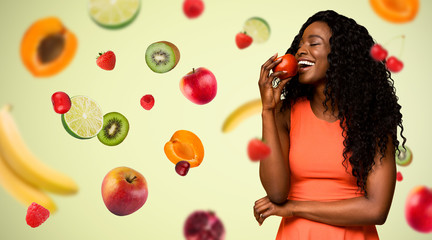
{"left": 0, "top": 152, "right": 57, "bottom": 213}
{"left": 0, "top": 104, "right": 78, "bottom": 195}
{"left": 222, "top": 99, "right": 262, "bottom": 133}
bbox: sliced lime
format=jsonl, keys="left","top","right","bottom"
{"left": 243, "top": 17, "right": 271, "bottom": 44}
{"left": 88, "top": 0, "right": 140, "bottom": 29}
{"left": 62, "top": 96, "right": 103, "bottom": 139}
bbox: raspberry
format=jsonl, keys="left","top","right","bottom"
{"left": 140, "top": 94, "right": 155, "bottom": 110}
{"left": 26, "top": 202, "right": 50, "bottom": 228}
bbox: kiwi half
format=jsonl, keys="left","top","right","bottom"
{"left": 145, "top": 41, "right": 180, "bottom": 73}
{"left": 395, "top": 145, "right": 413, "bottom": 166}
{"left": 97, "top": 112, "right": 129, "bottom": 146}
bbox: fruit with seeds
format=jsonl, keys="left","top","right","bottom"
{"left": 88, "top": 0, "right": 141, "bottom": 29}
{"left": 62, "top": 96, "right": 103, "bottom": 139}
{"left": 386, "top": 56, "right": 404, "bottom": 73}
{"left": 51, "top": 91, "right": 71, "bottom": 114}
{"left": 101, "top": 166, "right": 148, "bottom": 216}
{"left": 145, "top": 41, "right": 180, "bottom": 73}
{"left": 397, "top": 171, "right": 403, "bottom": 182}
{"left": 97, "top": 112, "right": 129, "bottom": 146}
{"left": 405, "top": 185, "right": 432, "bottom": 233}
{"left": 26, "top": 202, "right": 50, "bottom": 228}
{"left": 175, "top": 161, "right": 190, "bottom": 176}
{"left": 20, "top": 17, "right": 77, "bottom": 77}
{"left": 140, "top": 94, "right": 155, "bottom": 110}
{"left": 247, "top": 138, "right": 271, "bottom": 161}
{"left": 369, "top": 0, "right": 419, "bottom": 23}
{"left": 396, "top": 145, "right": 412, "bottom": 166}
{"left": 273, "top": 54, "right": 298, "bottom": 79}
{"left": 370, "top": 44, "right": 388, "bottom": 61}
{"left": 235, "top": 32, "right": 253, "bottom": 49}
{"left": 184, "top": 210, "right": 225, "bottom": 240}
{"left": 183, "top": 0, "right": 204, "bottom": 19}
{"left": 180, "top": 67, "right": 217, "bottom": 105}
{"left": 96, "top": 51, "right": 116, "bottom": 70}
{"left": 164, "top": 130, "right": 204, "bottom": 168}
{"left": 243, "top": 17, "right": 270, "bottom": 43}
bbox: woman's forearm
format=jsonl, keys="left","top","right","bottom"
{"left": 292, "top": 196, "right": 390, "bottom": 226}
{"left": 259, "top": 110, "right": 290, "bottom": 204}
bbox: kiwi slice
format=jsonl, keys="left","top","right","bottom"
{"left": 97, "top": 112, "right": 129, "bottom": 146}
{"left": 395, "top": 145, "right": 413, "bottom": 166}
{"left": 145, "top": 41, "right": 180, "bottom": 73}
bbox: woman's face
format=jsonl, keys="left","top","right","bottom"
{"left": 295, "top": 21, "right": 332, "bottom": 85}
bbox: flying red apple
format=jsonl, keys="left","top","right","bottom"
{"left": 405, "top": 185, "right": 432, "bottom": 233}
{"left": 180, "top": 67, "right": 217, "bottom": 105}
{"left": 101, "top": 166, "right": 148, "bottom": 216}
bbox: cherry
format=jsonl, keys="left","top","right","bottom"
{"left": 370, "top": 44, "right": 388, "bottom": 61}
{"left": 386, "top": 56, "right": 404, "bottom": 73}
{"left": 175, "top": 161, "right": 190, "bottom": 176}
{"left": 51, "top": 91, "right": 71, "bottom": 114}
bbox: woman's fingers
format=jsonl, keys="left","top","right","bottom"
{"left": 259, "top": 54, "right": 282, "bottom": 82}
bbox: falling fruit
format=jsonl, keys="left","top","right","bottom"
{"left": 369, "top": 0, "right": 419, "bottom": 23}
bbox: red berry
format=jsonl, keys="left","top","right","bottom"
{"left": 175, "top": 161, "right": 190, "bottom": 176}
{"left": 235, "top": 32, "right": 253, "bottom": 49}
{"left": 140, "top": 94, "right": 155, "bottom": 110}
{"left": 386, "top": 56, "right": 404, "bottom": 73}
{"left": 370, "top": 44, "right": 388, "bottom": 61}
{"left": 26, "top": 202, "right": 50, "bottom": 228}
{"left": 397, "top": 171, "right": 403, "bottom": 182}
{"left": 247, "top": 138, "right": 271, "bottom": 161}
{"left": 183, "top": 0, "right": 204, "bottom": 19}
{"left": 96, "top": 51, "right": 116, "bottom": 70}
{"left": 51, "top": 91, "right": 71, "bottom": 114}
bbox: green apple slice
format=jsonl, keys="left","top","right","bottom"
{"left": 62, "top": 96, "right": 103, "bottom": 139}
{"left": 396, "top": 145, "right": 413, "bottom": 166}
{"left": 88, "top": 0, "right": 140, "bottom": 29}
{"left": 243, "top": 17, "right": 271, "bottom": 43}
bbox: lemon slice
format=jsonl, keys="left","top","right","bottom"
{"left": 88, "top": 0, "right": 140, "bottom": 29}
{"left": 243, "top": 17, "right": 271, "bottom": 43}
{"left": 61, "top": 96, "right": 103, "bottom": 139}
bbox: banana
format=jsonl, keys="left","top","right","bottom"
{"left": 222, "top": 99, "right": 262, "bottom": 133}
{"left": 0, "top": 152, "right": 57, "bottom": 213}
{"left": 0, "top": 104, "right": 78, "bottom": 195}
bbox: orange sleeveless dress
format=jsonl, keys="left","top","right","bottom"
{"left": 275, "top": 98, "right": 379, "bottom": 240}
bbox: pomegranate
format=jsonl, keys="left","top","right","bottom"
{"left": 184, "top": 210, "right": 225, "bottom": 240}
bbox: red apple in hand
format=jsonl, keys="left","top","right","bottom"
{"left": 386, "top": 56, "right": 404, "bottom": 73}
{"left": 180, "top": 67, "right": 217, "bottom": 105}
{"left": 273, "top": 54, "right": 298, "bottom": 79}
{"left": 101, "top": 167, "right": 148, "bottom": 216}
{"left": 405, "top": 185, "right": 432, "bottom": 233}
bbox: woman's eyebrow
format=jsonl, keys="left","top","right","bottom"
{"left": 307, "top": 34, "right": 324, "bottom": 40}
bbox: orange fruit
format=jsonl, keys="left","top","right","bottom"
{"left": 369, "top": 0, "right": 419, "bottom": 23}
{"left": 164, "top": 130, "right": 204, "bottom": 168}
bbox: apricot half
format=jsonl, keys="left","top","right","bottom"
{"left": 20, "top": 17, "right": 77, "bottom": 77}
{"left": 369, "top": 0, "right": 419, "bottom": 23}
{"left": 164, "top": 130, "right": 204, "bottom": 168}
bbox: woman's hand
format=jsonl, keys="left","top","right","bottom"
{"left": 253, "top": 196, "right": 294, "bottom": 225}
{"left": 258, "top": 54, "right": 292, "bottom": 111}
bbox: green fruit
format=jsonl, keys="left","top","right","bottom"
{"left": 97, "top": 112, "right": 129, "bottom": 146}
{"left": 88, "top": 0, "right": 140, "bottom": 29}
{"left": 62, "top": 96, "right": 103, "bottom": 139}
{"left": 243, "top": 17, "right": 271, "bottom": 43}
{"left": 145, "top": 41, "right": 180, "bottom": 73}
{"left": 396, "top": 145, "right": 413, "bottom": 166}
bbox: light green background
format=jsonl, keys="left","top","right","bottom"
{"left": 0, "top": 0, "right": 431, "bottom": 239}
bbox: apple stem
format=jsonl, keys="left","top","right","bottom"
{"left": 192, "top": 68, "right": 195, "bottom": 73}
{"left": 126, "top": 175, "right": 137, "bottom": 183}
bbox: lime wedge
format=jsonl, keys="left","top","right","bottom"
{"left": 88, "top": 0, "right": 140, "bottom": 29}
{"left": 61, "top": 96, "right": 103, "bottom": 139}
{"left": 243, "top": 17, "right": 271, "bottom": 43}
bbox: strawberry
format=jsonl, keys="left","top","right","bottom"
{"left": 140, "top": 94, "right": 155, "bottom": 110}
{"left": 96, "top": 51, "right": 116, "bottom": 70}
{"left": 247, "top": 138, "right": 271, "bottom": 161}
{"left": 26, "top": 202, "right": 50, "bottom": 228}
{"left": 235, "top": 32, "right": 253, "bottom": 49}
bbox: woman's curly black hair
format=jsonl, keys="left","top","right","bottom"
{"left": 281, "top": 10, "right": 406, "bottom": 196}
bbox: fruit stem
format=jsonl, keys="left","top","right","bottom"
{"left": 126, "top": 175, "right": 137, "bottom": 183}
{"left": 383, "top": 34, "right": 405, "bottom": 58}
{"left": 192, "top": 68, "right": 195, "bottom": 73}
